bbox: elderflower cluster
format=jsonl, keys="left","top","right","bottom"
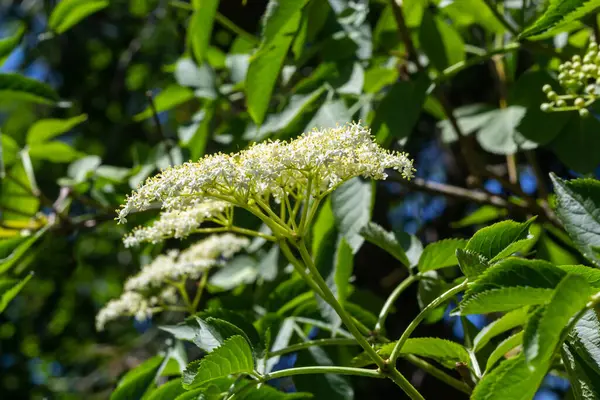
{"left": 96, "top": 234, "right": 249, "bottom": 330}
{"left": 117, "top": 123, "right": 414, "bottom": 241}
{"left": 541, "top": 41, "right": 600, "bottom": 117}
{"left": 123, "top": 200, "right": 231, "bottom": 247}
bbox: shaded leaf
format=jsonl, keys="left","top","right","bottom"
{"left": 456, "top": 249, "right": 489, "bottom": 280}
{"left": 27, "top": 114, "right": 88, "bottom": 144}
{"left": 134, "top": 85, "right": 194, "bottom": 121}
{"left": 418, "top": 10, "right": 465, "bottom": 71}
{"left": 110, "top": 356, "right": 164, "bottom": 400}
{"left": 0, "top": 73, "right": 60, "bottom": 104}
{"left": 331, "top": 177, "right": 373, "bottom": 253}
{"left": 49, "top": 0, "right": 109, "bottom": 34}
{"left": 473, "top": 307, "right": 529, "bottom": 352}
{"left": 360, "top": 222, "right": 410, "bottom": 268}
{"left": 485, "top": 331, "right": 523, "bottom": 371}
{"left": 0, "top": 273, "right": 33, "bottom": 313}
{"left": 417, "top": 239, "right": 467, "bottom": 272}
{"left": 0, "top": 25, "right": 24, "bottom": 65}
{"left": 146, "top": 378, "right": 186, "bottom": 400}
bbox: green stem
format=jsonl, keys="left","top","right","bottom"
{"left": 295, "top": 240, "right": 386, "bottom": 369}
{"left": 191, "top": 272, "right": 209, "bottom": 313}
{"left": 279, "top": 241, "right": 327, "bottom": 299}
{"left": 404, "top": 354, "right": 472, "bottom": 395}
{"left": 230, "top": 226, "right": 276, "bottom": 241}
{"left": 389, "top": 281, "right": 468, "bottom": 364}
{"left": 292, "top": 317, "right": 353, "bottom": 339}
{"left": 265, "top": 366, "right": 384, "bottom": 381}
{"left": 297, "top": 176, "right": 313, "bottom": 234}
{"left": 376, "top": 274, "right": 418, "bottom": 332}
{"left": 268, "top": 338, "right": 358, "bottom": 358}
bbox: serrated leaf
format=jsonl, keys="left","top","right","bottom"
{"left": 188, "top": 0, "right": 219, "bottom": 64}
{"left": 485, "top": 331, "right": 523, "bottom": 371}
{"left": 456, "top": 248, "right": 489, "bottom": 279}
{"left": 473, "top": 307, "right": 529, "bottom": 352}
{"left": 551, "top": 174, "right": 600, "bottom": 267}
{"left": 246, "top": 8, "right": 302, "bottom": 125}
{"left": 360, "top": 222, "right": 411, "bottom": 268}
{"left": 134, "top": 85, "right": 194, "bottom": 121}
{"left": 520, "top": 0, "right": 600, "bottom": 39}
{"left": 159, "top": 318, "right": 199, "bottom": 342}
{"left": 331, "top": 177, "right": 373, "bottom": 253}
{"left": 460, "top": 258, "right": 566, "bottom": 315}
{"left": 49, "top": 0, "right": 109, "bottom": 34}
{"left": 417, "top": 239, "right": 467, "bottom": 272}
{"left": 146, "top": 378, "right": 186, "bottom": 400}
{"left": 183, "top": 335, "right": 254, "bottom": 389}
{"left": 471, "top": 354, "right": 546, "bottom": 400}
{"left": 0, "top": 73, "right": 60, "bottom": 104}
{"left": 524, "top": 274, "right": 593, "bottom": 369}
{"left": 238, "top": 384, "right": 313, "bottom": 399}
{"left": 110, "top": 356, "right": 164, "bottom": 400}
{"left": 465, "top": 218, "right": 535, "bottom": 261}
{"left": 174, "top": 377, "right": 233, "bottom": 400}
{"left": 557, "top": 265, "right": 600, "bottom": 288}
{"left": 460, "top": 287, "right": 554, "bottom": 315}
{"left": 562, "top": 309, "right": 600, "bottom": 399}
{"left": 0, "top": 273, "right": 33, "bottom": 313}
{"left": 0, "top": 25, "right": 24, "bottom": 65}
{"left": 352, "top": 337, "right": 469, "bottom": 369}
{"left": 27, "top": 114, "right": 88, "bottom": 144}
{"left": 193, "top": 317, "right": 249, "bottom": 353}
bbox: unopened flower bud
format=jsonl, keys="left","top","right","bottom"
{"left": 540, "top": 103, "right": 552, "bottom": 112}
{"left": 579, "top": 108, "right": 590, "bottom": 118}
{"left": 575, "top": 97, "right": 586, "bottom": 108}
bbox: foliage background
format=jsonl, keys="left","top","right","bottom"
{"left": 0, "top": 0, "right": 598, "bottom": 399}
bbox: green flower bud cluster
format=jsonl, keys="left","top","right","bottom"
{"left": 540, "top": 41, "right": 600, "bottom": 118}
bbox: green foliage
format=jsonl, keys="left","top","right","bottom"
{"left": 0, "top": 25, "right": 24, "bottom": 65}
{"left": 0, "top": 73, "right": 60, "bottom": 104}
{"left": 520, "top": 0, "right": 600, "bottom": 39}
{"left": 0, "top": 272, "right": 33, "bottom": 313}
{"left": 48, "top": 0, "right": 109, "bottom": 34}
{"left": 359, "top": 222, "right": 411, "bottom": 268}
{"left": 110, "top": 356, "right": 164, "bottom": 400}
{"left": 417, "top": 239, "right": 467, "bottom": 272}
{"left": 182, "top": 335, "right": 254, "bottom": 389}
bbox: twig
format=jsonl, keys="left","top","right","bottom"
{"left": 145, "top": 90, "right": 176, "bottom": 166}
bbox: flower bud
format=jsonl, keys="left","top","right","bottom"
{"left": 540, "top": 103, "right": 552, "bottom": 112}
{"left": 547, "top": 91, "right": 558, "bottom": 100}
{"left": 579, "top": 108, "right": 590, "bottom": 118}
{"left": 556, "top": 99, "right": 566, "bottom": 107}
{"left": 542, "top": 84, "right": 552, "bottom": 93}
{"left": 586, "top": 84, "right": 596, "bottom": 94}
{"left": 575, "top": 97, "right": 586, "bottom": 108}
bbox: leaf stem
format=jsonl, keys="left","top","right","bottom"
{"left": 404, "top": 354, "right": 472, "bottom": 395}
{"left": 265, "top": 366, "right": 384, "bottom": 380}
{"left": 376, "top": 274, "right": 418, "bottom": 332}
{"left": 389, "top": 281, "right": 468, "bottom": 364}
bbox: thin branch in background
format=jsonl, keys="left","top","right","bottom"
{"left": 145, "top": 90, "right": 176, "bottom": 166}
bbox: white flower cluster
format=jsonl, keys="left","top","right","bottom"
{"left": 123, "top": 200, "right": 230, "bottom": 247}
{"left": 96, "top": 234, "right": 249, "bottom": 330}
{"left": 117, "top": 123, "right": 414, "bottom": 230}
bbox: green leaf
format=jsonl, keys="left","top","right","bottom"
{"left": 561, "top": 309, "right": 600, "bottom": 400}
{"left": 460, "top": 287, "right": 554, "bottom": 315}
{"left": 133, "top": 85, "right": 194, "bottom": 121}
{"left": 174, "top": 378, "right": 233, "bottom": 400}
{"left": 28, "top": 141, "right": 83, "bottom": 163}
{"left": 485, "top": 331, "right": 524, "bottom": 371}
{"left": 0, "top": 73, "right": 60, "bottom": 104}
{"left": 26, "top": 114, "right": 88, "bottom": 144}
{"left": 372, "top": 72, "right": 429, "bottom": 145}
{"left": 437, "top": 104, "right": 495, "bottom": 143}
{"left": 0, "top": 25, "right": 24, "bottom": 65}
{"left": 0, "top": 273, "right": 33, "bottom": 313}
{"left": 456, "top": 249, "right": 489, "bottom": 280}
{"left": 146, "top": 378, "right": 186, "bottom": 400}
{"left": 509, "top": 71, "right": 571, "bottom": 145}
{"left": 0, "top": 164, "right": 40, "bottom": 222}
{"left": 465, "top": 218, "right": 535, "bottom": 261}
{"left": 451, "top": 205, "right": 507, "bottom": 228}
{"left": 236, "top": 384, "right": 313, "bottom": 399}
{"left": 473, "top": 307, "right": 529, "bottom": 352}
{"left": 417, "top": 239, "right": 467, "bottom": 272}
{"left": 331, "top": 177, "right": 373, "bottom": 253}
{"left": 360, "top": 222, "right": 411, "bottom": 268}
{"left": 476, "top": 106, "right": 527, "bottom": 155}
{"left": 246, "top": 7, "right": 302, "bottom": 125}
{"left": 418, "top": 10, "right": 465, "bottom": 71}
{"left": 557, "top": 265, "right": 600, "bottom": 288}
{"left": 188, "top": 0, "right": 219, "bottom": 64}
{"left": 520, "top": 0, "right": 600, "bottom": 39}
{"left": 551, "top": 174, "right": 600, "bottom": 267}
{"left": 471, "top": 354, "right": 546, "bottom": 400}
{"left": 333, "top": 237, "right": 353, "bottom": 304}
{"left": 110, "top": 356, "right": 164, "bottom": 400}
{"left": 307, "top": 99, "right": 352, "bottom": 130}
{"left": 0, "top": 225, "right": 48, "bottom": 274}
{"left": 352, "top": 338, "right": 470, "bottom": 369}
{"left": 440, "top": 0, "right": 505, "bottom": 33}
{"left": 193, "top": 317, "right": 249, "bottom": 353}
{"left": 261, "top": 0, "right": 310, "bottom": 46}
{"left": 182, "top": 335, "right": 254, "bottom": 389}
{"left": 524, "top": 274, "right": 593, "bottom": 369}
{"left": 549, "top": 114, "right": 600, "bottom": 173}
{"left": 49, "top": 0, "right": 109, "bottom": 34}
{"left": 209, "top": 255, "right": 258, "bottom": 290}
